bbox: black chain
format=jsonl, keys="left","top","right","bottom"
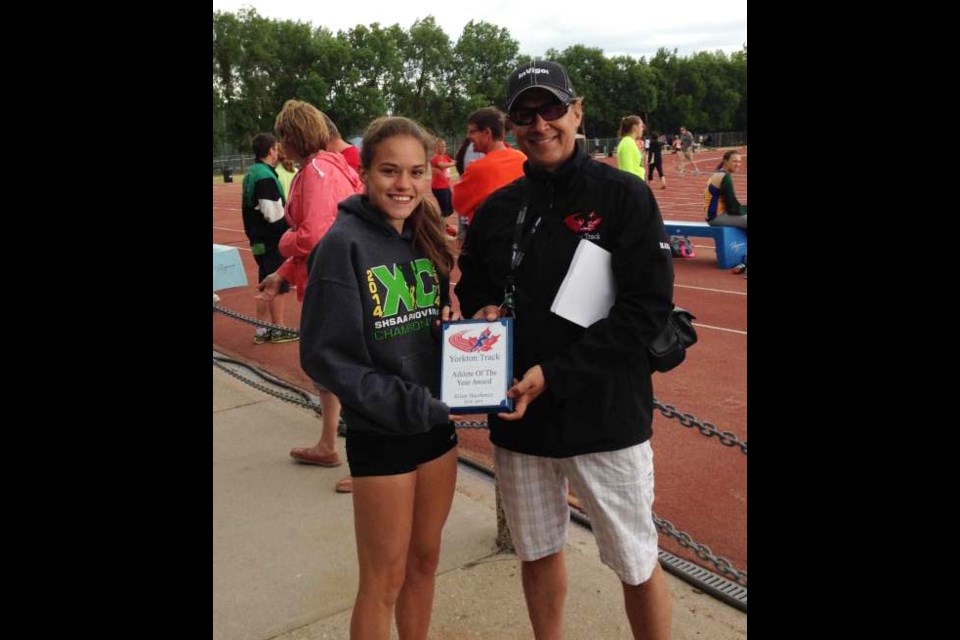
{"left": 451, "top": 419, "right": 489, "bottom": 429}
{"left": 213, "top": 357, "right": 349, "bottom": 430}
{"left": 213, "top": 357, "right": 314, "bottom": 409}
{"left": 654, "top": 400, "right": 747, "bottom": 454}
{"left": 653, "top": 513, "right": 747, "bottom": 586}
{"left": 456, "top": 402, "right": 747, "bottom": 458}
{"left": 214, "top": 302, "right": 300, "bottom": 335}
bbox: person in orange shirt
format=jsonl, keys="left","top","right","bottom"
{"left": 452, "top": 107, "right": 526, "bottom": 231}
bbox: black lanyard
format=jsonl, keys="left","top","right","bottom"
{"left": 503, "top": 202, "right": 541, "bottom": 318}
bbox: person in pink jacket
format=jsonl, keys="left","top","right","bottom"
{"left": 258, "top": 99, "right": 364, "bottom": 476}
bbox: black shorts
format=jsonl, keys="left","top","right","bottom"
{"left": 346, "top": 422, "right": 457, "bottom": 477}
{"left": 432, "top": 188, "right": 453, "bottom": 215}
{"left": 253, "top": 246, "right": 290, "bottom": 293}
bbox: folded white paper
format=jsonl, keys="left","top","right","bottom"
{"left": 550, "top": 239, "right": 616, "bottom": 327}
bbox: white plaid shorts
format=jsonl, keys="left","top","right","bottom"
{"left": 494, "top": 441, "right": 658, "bottom": 585}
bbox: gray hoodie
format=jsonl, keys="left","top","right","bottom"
{"left": 300, "top": 194, "right": 450, "bottom": 437}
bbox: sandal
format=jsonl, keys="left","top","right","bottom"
{"left": 289, "top": 447, "right": 342, "bottom": 467}
{"left": 334, "top": 476, "right": 354, "bottom": 493}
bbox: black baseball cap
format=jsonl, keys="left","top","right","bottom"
{"left": 505, "top": 60, "right": 576, "bottom": 113}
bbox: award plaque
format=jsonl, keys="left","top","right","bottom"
{"left": 440, "top": 318, "right": 514, "bottom": 413}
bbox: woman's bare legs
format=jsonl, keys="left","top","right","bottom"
{"left": 349, "top": 446, "right": 458, "bottom": 639}
{"left": 350, "top": 472, "right": 417, "bottom": 639}
{"left": 395, "top": 447, "right": 458, "bottom": 639}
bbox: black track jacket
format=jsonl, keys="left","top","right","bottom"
{"left": 455, "top": 146, "right": 674, "bottom": 457}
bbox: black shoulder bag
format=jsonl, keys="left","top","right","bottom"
{"left": 648, "top": 306, "right": 698, "bottom": 373}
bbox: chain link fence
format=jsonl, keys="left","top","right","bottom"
{"left": 213, "top": 154, "right": 255, "bottom": 179}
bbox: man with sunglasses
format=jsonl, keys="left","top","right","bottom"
{"left": 456, "top": 60, "right": 674, "bottom": 640}
{"left": 452, "top": 107, "right": 526, "bottom": 230}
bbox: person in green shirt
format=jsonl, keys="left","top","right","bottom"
{"left": 241, "top": 133, "right": 295, "bottom": 344}
{"left": 616, "top": 115, "right": 645, "bottom": 181}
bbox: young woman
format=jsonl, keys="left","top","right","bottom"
{"left": 704, "top": 149, "right": 747, "bottom": 274}
{"left": 704, "top": 149, "right": 748, "bottom": 229}
{"left": 616, "top": 115, "right": 646, "bottom": 180}
{"left": 299, "top": 116, "right": 459, "bottom": 640}
{"left": 257, "top": 99, "right": 364, "bottom": 471}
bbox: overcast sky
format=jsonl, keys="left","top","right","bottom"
{"left": 211, "top": 1, "right": 746, "bottom": 61}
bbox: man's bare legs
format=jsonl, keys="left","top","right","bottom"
{"left": 268, "top": 294, "right": 286, "bottom": 328}
{"left": 254, "top": 297, "right": 273, "bottom": 342}
{"left": 520, "top": 553, "right": 671, "bottom": 640}
{"left": 622, "top": 563, "right": 672, "bottom": 640}
{"left": 521, "top": 551, "right": 567, "bottom": 640}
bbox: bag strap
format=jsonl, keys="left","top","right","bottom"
{"left": 503, "top": 195, "right": 541, "bottom": 317}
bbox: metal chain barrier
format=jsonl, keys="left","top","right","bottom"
{"left": 653, "top": 400, "right": 747, "bottom": 454}
{"left": 213, "top": 356, "right": 316, "bottom": 410}
{"left": 216, "top": 304, "right": 746, "bottom": 579}
{"left": 213, "top": 345, "right": 747, "bottom": 587}
{"left": 212, "top": 305, "right": 746, "bottom": 454}
{"left": 213, "top": 302, "right": 746, "bottom": 453}
{"left": 456, "top": 406, "right": 747, "bottom": 455}
{"left": 214, "top": 302, "right": 300, "bottom": 335}
{"left": 450, "top": 418, "right": 489, "bottom": 429}
{"left": 654, "top": 513, "right": 747, "bottom": 586}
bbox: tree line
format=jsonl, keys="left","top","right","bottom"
{"left": 213, "top": 9, "right": 746, "bottom": 155}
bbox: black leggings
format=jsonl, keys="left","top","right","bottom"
{"left": 648, "top": 157, "right": 664, "bottom": 179}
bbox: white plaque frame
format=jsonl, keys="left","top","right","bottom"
{"left": 440, "top": 318, "right": 514, "bottom": 413}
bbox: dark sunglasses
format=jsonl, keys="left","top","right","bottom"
{"left": 508, "top": 100, "right": 570, "bottom": 126}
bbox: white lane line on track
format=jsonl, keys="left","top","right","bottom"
{"left": 692, "top": 322, "right": 746, "bottom": 336}
{"left": 675, "top": 284, "right": 746, "bottom": 296}
{"left": 214, "top": 226, "right": 245, "bottom": 233}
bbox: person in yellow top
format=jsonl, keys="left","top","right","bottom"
{"left": 275, "top": 144, "right": 297, "bottom": 198}
{"left": 615, "top": 115, "right": 645, "bottom": 180}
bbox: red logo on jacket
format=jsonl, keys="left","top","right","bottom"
{"left": 563, "top": 211, "right": 603, "bottom": 234}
